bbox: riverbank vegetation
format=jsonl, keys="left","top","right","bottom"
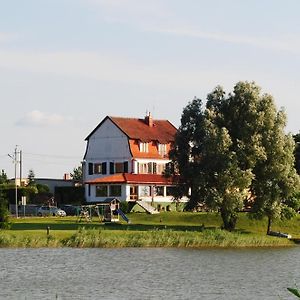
{"left": 0, "top": 212, "right": 299, "bottom": 248}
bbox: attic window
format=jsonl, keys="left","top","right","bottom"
{"left": 139, "top": 142, "right": 149, "bottom": 153}
{"left": 158, "top": 143, "right": 167, "bottom": 156}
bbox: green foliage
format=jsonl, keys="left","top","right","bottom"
{"left": 0, "top": 189, "right": 10, "bottom": 229}
{"left": 0, "top": 170, "right": 9, "bottom": 184}
{"left": 171, "top": 81, "right": 300, "bottom": 232}
{"left": 288, "top": 287, "right": 300, "bottom": 298}
{"left": 27, "top": 169, "right": 35, "bottom": 185}
{"left": 294, "top": 133, "right": 300, "bottom": 175}
{"left": 36, "top": 183, "right": 50, "bottom": 193}
{"left": 70, "top": 165, "right": 83, "bottom": 182}
{"left": 55, "top": 186, "right": 85, "bottom": 205}
{"left": 120, "top": 201, "right": 129, "bottom": 213}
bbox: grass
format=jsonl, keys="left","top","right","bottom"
{"left": 0, "top": 212, "right": 299, "bottom": 248}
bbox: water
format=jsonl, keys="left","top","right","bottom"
{"left": 0, "top": 247, "right": 299, "bottom": 299}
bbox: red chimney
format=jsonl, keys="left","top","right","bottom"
{"left": 145, "top": 112, "right": 153, "bottom": 127}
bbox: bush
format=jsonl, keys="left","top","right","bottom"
{"left": 0, "top": 190, "right": 9, "bottom": 229}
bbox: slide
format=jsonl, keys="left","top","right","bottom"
{"left": 117, "top": 209, "right": 130, "bottom": 223}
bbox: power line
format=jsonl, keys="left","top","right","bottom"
{"left": 23, "top": 152, "right": 82, "bottom": 160}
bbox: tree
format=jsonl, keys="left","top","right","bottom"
{"left": 70, "top": 165, "right": 83, "bottom": 182}
{"left": 250, "top": 101, "right": 300, "bottom": 233}
{"left": 293, "top": 133, "right": 300, "bottom": 174}
{"left": 0, "top": 170, "right": 9, "bottom": 184}
{"left": 169, "top": 97, "right": 207, "bottom": 207}
{"left": 170, "top": 81, "right": 300, "bottom": 232}
{"left": 27, "top": 169, "right": 35, "bottom": 185}
{"left": 0, "top": 189, "right": 9, "bottom": 229}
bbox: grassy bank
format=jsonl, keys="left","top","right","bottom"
{"left": 0, "top": 212, "right": 298, "bottom": 248}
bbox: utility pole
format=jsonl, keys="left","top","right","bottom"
{"left": 19, "top": 150, "right": 22, "bottom": 187}
{"left": 8, "top": 145, "right": 20, "bottom": 218}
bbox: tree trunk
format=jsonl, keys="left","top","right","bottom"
{"left": 267, "top": 217, "right": 272, "bottom": 235}
{"left": 220, "top": 207, "right": 237, "bottom": 231}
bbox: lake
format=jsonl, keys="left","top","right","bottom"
{"left": 0, "top": 247, "right": 299, "bottom": 299}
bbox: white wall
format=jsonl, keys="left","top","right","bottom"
{"left": 85, "top": 118, "right": 131, "bottom": 162}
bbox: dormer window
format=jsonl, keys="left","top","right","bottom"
{"left": 139, "top": 142, "right": 149, "bottom": 153}
{"left": 158, "top": 143, "right": 167, "bottom": 156}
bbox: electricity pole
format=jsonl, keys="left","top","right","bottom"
{"left": 8, "top": 145, "right": 20, "bottom": 218}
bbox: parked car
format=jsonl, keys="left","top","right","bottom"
{"left": 37, "top": 206, "right": 66, "bottom": 217}
{"left": 59, "top": 205, "right": 80, "bottom": 216}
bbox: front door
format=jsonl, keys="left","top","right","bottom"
{"left": 130, "top": 185, "right": 138, "bottom": 200}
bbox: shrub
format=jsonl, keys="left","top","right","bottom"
{"left": 0, "top": 190, "right": 10, "bottom": 229}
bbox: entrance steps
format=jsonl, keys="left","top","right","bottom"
{"left": 136, "top": 200, "right": 159, "bottom": 214}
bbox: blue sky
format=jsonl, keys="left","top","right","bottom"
{"left": 1, "top": 0, "right": 299, "bottom": 179}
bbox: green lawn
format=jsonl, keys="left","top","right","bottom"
{"left": 1, "top": 212, "right": 299, "bottom": 248}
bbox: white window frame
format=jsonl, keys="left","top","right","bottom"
{"left": 139, "top": 142, "right": 149, "bottom": 153}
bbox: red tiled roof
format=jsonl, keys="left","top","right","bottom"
{"left": 110, "top": 116, "right": 177, "bottom": 144}
{"left": 85, "top": 173, "right": 175, "bottom": 185}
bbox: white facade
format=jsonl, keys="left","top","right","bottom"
{"left": 83, "top": 116, "right": 181, "bottom": 204}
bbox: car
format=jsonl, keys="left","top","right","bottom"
{"left": 60, "top": 205, "right": 81, "bottom": 216}
{"left": 37, "top": 206, "right": 66, "bottom": 217}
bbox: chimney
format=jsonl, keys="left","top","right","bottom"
{"left": 64, "top": 173, "right": 71, "bottom": 180}
{"left": 145, "top": 112, "right": 153, "bottom": 127}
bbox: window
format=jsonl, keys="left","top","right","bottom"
{"left": 166, "top": 186, "right": 176, "bottom": 196}
{"left": 138, "top": 163, "right": 148, "bottom": 174}
{"left": 115, "top": 163, "right": 123, "bottom": 173}
{"left": 96, "top": 185, "right": 108, "bottom": 197}
{"left": 139, "top": 142, "right": 149, "bottom": 153}
{"left": 140, "top": 185, "right": 151, "bottom": 197}
{"left": 94, "top": 162, "right": 107, "bottom": 174}
{"left": 156, "top": 164, "right": 165, "bottom": 175}
{"left": 111, "top": 161, "right": 129, "bottom": 174}
{"left": 155, "top": 186, "right": 164, "bottom": 196}
{"left": 158, "top": 143, "right": 167, "bottom": 156}
{"left": 109, "top": 185, "right": 122, "bottom": 197}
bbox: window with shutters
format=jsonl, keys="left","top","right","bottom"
{"left": 94, "top": 162, "right": 107, "bottom": 174}
{"left": 114, "top": 161, "right": 129, "bottom": 173}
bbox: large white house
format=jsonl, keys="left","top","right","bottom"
{"left": 83, "top": 113, "right": 179, "bottom": 206}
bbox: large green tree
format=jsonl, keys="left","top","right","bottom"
{"left": 171, "top": 81, "right": 300, "bottom": 232}
{"left": 250, "top": 98, "right": 300, "bottom": 233}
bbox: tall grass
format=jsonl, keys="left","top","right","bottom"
{"left": 0, "top": 212, "right": 297, "bottom": 248}
{"left": 61, "top": 227, "right": 293, "bottom": 248}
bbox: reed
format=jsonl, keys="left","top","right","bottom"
{"left": 61, "top": 227, "right": 293, "bottom": 248}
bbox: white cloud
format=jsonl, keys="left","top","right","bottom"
{"left": 83, "top": 0, "right": 300, "bottom": 55}
{"left": 0, "top": 50, "right": 218, "bottom": 89}
{"left": 16, "top": 110, "right": 74, "bottom": 127}
{"left": 146, "top": 26, "right": 300, "bottom": 55}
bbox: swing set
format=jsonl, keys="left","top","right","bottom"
{"left": 77, "top": 198, "right": 129, "bottom": 223}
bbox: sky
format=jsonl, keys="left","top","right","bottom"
{"left": 0, "top": 0, "right": 300, "bottom": 179}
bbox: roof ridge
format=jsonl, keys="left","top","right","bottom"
{"left": 109, "top": 115, "right": 170, "bottom": 122}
